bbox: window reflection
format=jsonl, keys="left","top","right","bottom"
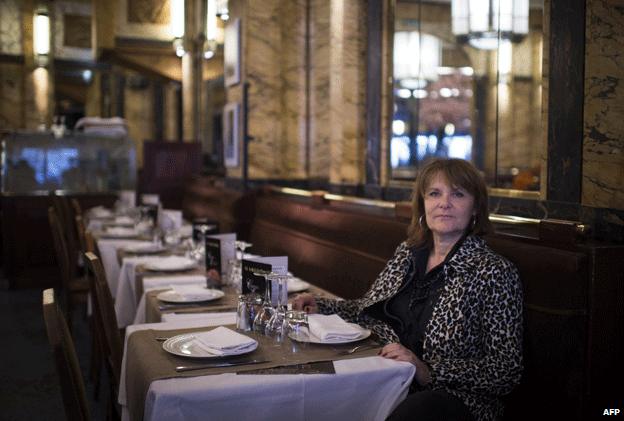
{"left": 391, "top": 0, "right": 543, "bottom": 192}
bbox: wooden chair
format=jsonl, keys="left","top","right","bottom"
{"left": 52, "top": 194, "right": 81, "bottom": 277}
{"left": 48, "top": 207, "right": 89, "bottom": 330}
{"left": 84, "top": 252, "right": 122, "bottom": 420}
{"left": 42, "top": 288, "right": 91, "bottom": 421}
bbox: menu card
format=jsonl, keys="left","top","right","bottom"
{"left": 142, "top": 204, "right": 159, "bottom": 226}
{"left": 192, "top": 218, "right": 220, "bottom": 242}
{"left": 241, "top": 256, "right": 288, "bottom": 298}
{"left": 205, "top": 233, "right": 236, "bottom": 275}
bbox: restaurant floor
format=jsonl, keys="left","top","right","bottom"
{"left": 0, "top": 278, "right": 108, "bottom": 421}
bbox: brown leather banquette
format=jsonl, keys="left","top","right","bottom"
{"left": 182, "top": 180, "right": 623, "bottom": 421}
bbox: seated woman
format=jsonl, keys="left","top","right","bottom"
{"left": 293, "top": 158, "right": 523, "bottom": 421}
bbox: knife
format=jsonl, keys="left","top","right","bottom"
{"left": 175, "top": 359, "right": 270, "bottom": 372}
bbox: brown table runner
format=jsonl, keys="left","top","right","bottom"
{"left": 125, "top": 325, "right": 381, "bottom": 421}
{"left": 145, "top": 286, "right": 239, "bottom": 323}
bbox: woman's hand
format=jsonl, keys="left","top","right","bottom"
{"left": 379, "top": 343, "right": 432, "bottom": 386}
{"left": 292, "top": 293, "right": 318, "bottom": 313}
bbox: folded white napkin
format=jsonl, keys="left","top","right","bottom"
{"left": 307, "top": 314, "right": 363, "bottom": 342}
{"left": 105, "top": 227, "right": 137, "bottom": 236}
{"left": 114, "top": 216, "right": 135, "bottom": 225}
{"left": 145, "top": 255, "right": 195, "bottom": 271}
{"left": 193, "top": 326, "right": 257, "bottom": 356}
{"left": 170, "top": 284, "right": 214, "bottom": 300}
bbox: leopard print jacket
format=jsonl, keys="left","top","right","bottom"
{"left": 316, "top": 235, "right": 523, "bottom": 421}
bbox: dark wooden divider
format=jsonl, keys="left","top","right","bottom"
{"left": 182, "top": 179, "right": 623, "bottom": 421}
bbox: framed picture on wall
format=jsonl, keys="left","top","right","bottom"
{"left": 223, "top": 102, "right": 240, "bottom": 168}
{"left": 224, "top": 18, "right": 241, "bottom": 87}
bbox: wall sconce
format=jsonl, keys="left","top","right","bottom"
{"left": 171, "top": 0, "right": 185, "bottom": 57}
{"left": 451, "top": 0, "right": 529, "bottom": 50}
{"left": 33, "top": 10, "right": 50, "bottom": 67}
{"left": 216, "top": 0, "right": 229, "bottom": 21}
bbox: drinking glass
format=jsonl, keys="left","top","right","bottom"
{"left": 284, "top": 310, "right": 309, "bottom": 342}
{"left": 265, "top": 274, "right": 289, "bottom": 341}
{"left": 252, "top": 270, "right": 276, "bottom": 334}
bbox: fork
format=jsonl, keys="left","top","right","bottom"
{"left": 337, "top": 344, "right": 378, "bottom": 355}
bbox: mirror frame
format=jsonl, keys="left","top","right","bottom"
{"left": 366, "top": 0, "right": 585, "bottom": 202}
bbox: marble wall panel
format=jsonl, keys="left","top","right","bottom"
{"left": 309, "top": 0, "right": 330, "bottom": 180}
{"left": 0, "top": 0, "right": 22, "bottom": 55}
{"left": 582, "top": 0, "right": 624, "bottom": 210}
{"left": 116, "top": 0, "right": 171, "bottom": 40}
{"left": 328, "top": 0, "right": 367, "bottom": 185}
{"left": 0, "top": 63, "right": 24, "bottom": 129}
{"left": 124, "top": 72, "right": 155, "bottom": 167}
{"left": 246, "top": 0, "right": 307, "bottom": 180}
{"left": 54, "top": 1, "right": 92, "bottom": 60}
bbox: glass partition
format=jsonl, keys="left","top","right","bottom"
{"left": 390, "top": 0, "right": 544, "bottom": 192}
{"left": 1, "top": 132, "right": 136, "bottom": 194}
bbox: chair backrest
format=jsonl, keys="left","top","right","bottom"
{"left": 75, "top": 214, "right": 94, "bottom": 255}
{"left": 52, "top": 194, "right": 80, "bottom": 274}
{"left": 48, "top": 207, "right": 72, "bottom": 294}
{"left": 84, "top": 252, "right": 123, "bottom": 388}
{"left": 42, "top": 288, "right": 90, "bottom": 421}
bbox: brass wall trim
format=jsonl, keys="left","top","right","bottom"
{"left": 488, "top": 187, "right": 542, "bottom": 200}
{"left": 489, "top": 214, "right": 540, "bottom": 225}
{"left": 323, "top": 193, "right": 396, "bottom": 209}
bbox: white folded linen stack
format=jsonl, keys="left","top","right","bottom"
{"left": 75, "top": 116, "right": 128, "bottom": 137}
{"left": 307, "top": 314, "right": 364, "bottom": 342}
{"left": 193, "top": 326, "right": 257, "bottom": 356}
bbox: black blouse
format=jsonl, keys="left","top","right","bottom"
{"left": 364, "top": 239, "right": 463, "bottom": 358}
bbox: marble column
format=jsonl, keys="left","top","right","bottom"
{"left": 327, "top": 0, "right": 367, "bottom": 187}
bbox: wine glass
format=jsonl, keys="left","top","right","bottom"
{"left": 252, "top": 270, "right": 276, "bottom": 334}
{"left": 265, "top": 274, "right": 290, "bottom": 341}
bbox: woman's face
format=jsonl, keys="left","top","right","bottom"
{"left": 423, "top": 173, "right": 476, "bottom": 243}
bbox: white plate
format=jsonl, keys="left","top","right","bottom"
{"left": 157, "top": 288, "right": 224, "bottom": 303}
{"left": 289, "top": 324, "right": 371, "bottom": 344}
{"left": 143, "top": 256, "right": 197, "bottom": 272}
{"left": 162, "top": 333, "right": 258, "bottom": 358}
{"left": 287, "top": 277, "right": 310, "bottom": 293}
{"left": 123, "top": 243, "right": 167, "bottom": 254}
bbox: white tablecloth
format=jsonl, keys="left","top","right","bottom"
{"left": 96, "top": 239, "right": 147, "bottom": 297}
{"left": 114, "top": 256, "right": 166, "bottom": 327}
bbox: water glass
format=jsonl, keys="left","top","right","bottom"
{"left": 284, "top": 310, "right": 309, "bottom": 342}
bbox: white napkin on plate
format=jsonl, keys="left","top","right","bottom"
{"left": 145, "top": 255, "right": 195, "bottom": 271}
{"left": 105, "top": 227, "right": 137, "bottom": 236}
{"left": 170, "top": 284, "right": 214, "bottom": 300}
{"left": 307, "top": 314, "right": 363, "bottom": 342}
{"left": 193, "top": 326, "right": 257, "bottom": 356}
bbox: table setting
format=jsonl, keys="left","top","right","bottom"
{"left": 119, "top": 306, "right": 416, "bottom": 421}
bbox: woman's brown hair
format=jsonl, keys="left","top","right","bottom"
{"left": 406, "top": 158, "right": 492, "bottom": 247}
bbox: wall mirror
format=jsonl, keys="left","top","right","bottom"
{"left": 390, "top": 0, "right": 544, "bottom": 194}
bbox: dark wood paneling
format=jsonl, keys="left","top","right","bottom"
{"left": 547, "top": 0, "right": 586, "bottom": 202}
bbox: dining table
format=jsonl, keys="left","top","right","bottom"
{"left": 119, "top": 313, "right": 416, "bottom": 421}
